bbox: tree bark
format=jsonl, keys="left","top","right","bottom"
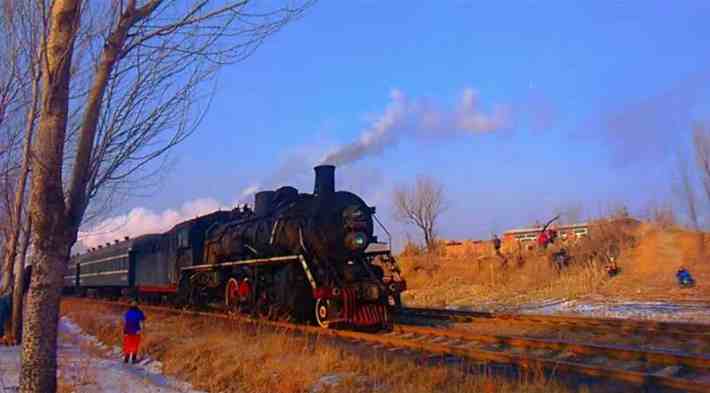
{"left": 11, "top": 216, "right": 32, "bottom": 343}
{"left": 20, "top": 247, "right": 67, "bottom": 393}
{"left": 22, "top": 0, "right": 81, "bottom": 392}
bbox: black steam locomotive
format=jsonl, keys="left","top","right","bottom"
{"left": 64, "top": 165, "right": 406, "bottom": 328}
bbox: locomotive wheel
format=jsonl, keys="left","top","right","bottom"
{"left": 315, "top": 299, "right": 330, "bottom": 328}
{"left": 225, "top": 278, "right": 240, "bottom": 310}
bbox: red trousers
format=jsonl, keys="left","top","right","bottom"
{"left": 123, "top": 334, "right": 141, "bottom": 355}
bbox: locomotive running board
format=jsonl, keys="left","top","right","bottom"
{"left": 180, "top": 255, "right": 318, "bottom": 289}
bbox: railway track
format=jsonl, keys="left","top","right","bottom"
{"left": 398, "top": 307, "right": 710, "bottom": 340}
{"left": 67, "top": 298, "right": 710, "bottom": 392}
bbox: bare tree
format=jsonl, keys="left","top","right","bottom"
{"left": 643, "top": 199, "right": 676, "bottom": 229}
{"left": 393, "top": 175, "right": 447, "bottom": 251}
{"left": 0, "top": 38, "right": 41, "bottom": 298}
{"left": 15, "top": 1, "right": 314, "bottom": 392}
{"left": 694, "top": 123, "right": 710, "bottom": 205}
{"left": 0, "top": 1, "right": 49, "bottom": 349}
{"left": 675, "top": 153, "right": 700, "bottom": 230}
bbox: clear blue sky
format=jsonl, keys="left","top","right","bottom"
{"left": 88, "top": 1, "right": 710, "bottom": 248}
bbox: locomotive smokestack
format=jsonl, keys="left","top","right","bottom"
{"left": 314, "top": 165, "right": 335, "bottom": 196}
{"left": 254, "top": 190, "right": 275, "bottom": 216}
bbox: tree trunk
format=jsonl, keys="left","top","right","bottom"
{"left": 20, "top": 247, "right": 67, "bottom": 393}
{"left": 11, "top": 217, "right": 32, "bottom": 343}
{"left": 424, "top": 230, "right": 432, "bottom": 252}
{"left": 22, "top": 1, "right": 80, "bottom": 392}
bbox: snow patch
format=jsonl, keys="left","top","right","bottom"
{"left": 0, "top": 344, "right": 21, "bottom": 392}
{"left": 517, "top": 299, "right": 710, "bottom": 323}
{"left": 310, "top": 373, "right": 355, "bottom": 393}
{"left": 0, "top": 317, "right": 206, "bottom": 393}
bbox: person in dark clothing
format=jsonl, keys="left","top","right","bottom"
{"left": 0, "top": 293, "right": 11, "bottom": 343}
{"left": 676, "top": 267, "right": 695, "bottom": 288}
{"left": 492, "top": 234, "right": 502, "bottom": 256}
{"left": 123, "top": 300, "right": 146, "bottom": 364}
{"left": 604, "top": 257, "right": 620, "bottom": 278}
{"left": 548, "top": 229, "right": 558, "bottom": 244}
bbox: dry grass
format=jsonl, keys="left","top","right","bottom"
{"left": 400, "top": 221, "right": 710, "bottom": 309}
{"left": 400, "top": 248, "right": 611, "bottom": 309}
{"left": 60, "top": 299, "right": 574, "bottom": 393}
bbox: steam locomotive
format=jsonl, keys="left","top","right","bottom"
{"left": 64, "top": 165, "right": 406, "bottom": 328}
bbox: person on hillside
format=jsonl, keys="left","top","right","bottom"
{"left": 123, "top": 300, "right": 146, "bottom": 364}
{"left": 604, "top": 257, "right": 620, "bottom": 278}
{"left": 0, "top": 292, "right": 11, "bottom": 345}
{"left": 676, "top": 267, "right": 695, "bottom": 288}
{"left": 492, "top": 234, "right": 502, "bottom": 256}
{"left": 537, "top": 230, "right": 549, "bottom": 249}
{"left": 548, "top": 229, "right": 558, "bottom": 244}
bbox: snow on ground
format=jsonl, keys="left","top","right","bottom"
{"left": 442, "top": 296, "right": 710, "bottom": 323}
{"left": 514, "top": 297, "right": 710, "bottom": 323}
{"left": 0, "top": 318, "right": 204, "bottom": 393}
{"left": 0, "top": 345, "right": 20, "bottom": 393}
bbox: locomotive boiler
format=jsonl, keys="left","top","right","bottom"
{"left": 65, "top": 165, "right": 406, "bottom": 329}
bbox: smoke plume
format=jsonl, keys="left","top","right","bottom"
{"left": 78, "top": 198, "right": 229, "bottom": 249}
{"left": 321, "top": 88, "right": 510, "bottom": 166}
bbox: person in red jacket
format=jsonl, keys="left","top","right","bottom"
{"left": 537, "top": 230, "right": 549, "bottom": 249}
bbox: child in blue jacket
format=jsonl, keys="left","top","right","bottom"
{"left": 676, "top": 267, "right": 695, "bottom": 288}
{"left": 123, "top": 300, "right": 146, "bottom": 364}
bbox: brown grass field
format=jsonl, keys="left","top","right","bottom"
{"left": 399, "top": 222, "right": 710, "bottom": 310}
{"left": 60, "top": 300, "right": 575, "bottom": 393}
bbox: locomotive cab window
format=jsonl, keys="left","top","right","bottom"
{"left": 178, "top": 228, "right": 190, "bottom": 248}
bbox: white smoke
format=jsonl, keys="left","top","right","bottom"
{"left": 78, "top": 197, "right": 230, "bottom": 248}
{"left": 77, "top": 88, "right": 510, "bottom": 249}
{"left": 240, "top": 184, "right": 259, "bottom": 199}
{"left": 321, "top": 88, "right": 510, "bottom": 166}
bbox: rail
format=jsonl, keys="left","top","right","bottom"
{"left": 398, "top": 307, "right": 710, "bottom": 339}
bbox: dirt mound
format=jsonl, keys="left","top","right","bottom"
{"left": 399, "top": 223, "right": 710, "bottom": 309}
{"left": 600, "top": 224, "right": 710, "bottom": 301}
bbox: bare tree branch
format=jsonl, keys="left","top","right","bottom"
{"left": 393, "top": 175, "right": 447, "bottom": 251}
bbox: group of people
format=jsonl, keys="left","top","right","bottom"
{"left": 492, "top": 230, "right": 698, "bottom": 289}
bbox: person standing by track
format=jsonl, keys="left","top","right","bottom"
{"left": 123, "top": 300, "right": 146, "bottom": 364}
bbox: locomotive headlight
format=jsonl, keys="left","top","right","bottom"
{"left": 345, "top": 231, "right": 368, "bottom": 251}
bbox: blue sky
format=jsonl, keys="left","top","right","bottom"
{"left": 81, "top": 1, "right": 710, "bottom": 248}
